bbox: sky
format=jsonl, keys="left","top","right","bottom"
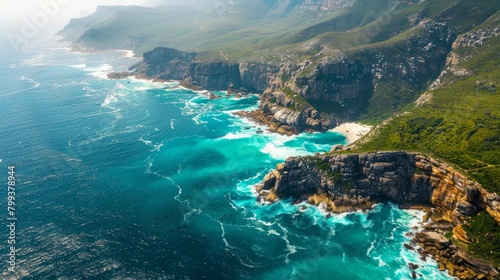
{"left": 0, "top": 0, "right": 146, "bottom": 58}
{"left": 0, "top": 0, "right": 147, "bottom": 28}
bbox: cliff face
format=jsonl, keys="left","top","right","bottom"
{"left": 257, "top": 151, "right": 500, "bottom": 278}
{"left": 293, "top": 58, "right": 373, "bottom": 103}
{"left": 257, "top": 93, "right": 335, "bottom": 134}
{"left": 135, "top": 47, "right": 280, "bottom": 92}
{"left": 142, "top": 47, "right": 197, "bottom": 80}
{"left": 253, "top": 55, "right": 373, "bottom": 134}
{"left": 258, "top": 151, "right": 500, "bottom": 223}
{"left": 188, "top": 62, "right": 241, "bottom": 91}
{"left": 187, "top": 62, "right": 279, "bottom": 92}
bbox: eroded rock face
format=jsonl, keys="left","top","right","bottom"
{"left": 254, "top": 56, "right": 371, "bottom": 134}
{"left": 135, "top": 47, "right": 280, "bottom": 92}
{"left": 142, "top": 47, "right": 197, "bottom": 79}
{"left": 255, "top": 91, "right": 335, "bottom": 134}
{"left": 258, "top": 151, "right": 500, "bottom": 225}
{"left": 260, "top": 152, "right": 429, "bottom": 207}
{"left": 188, "top": 62, "right": 241, "bottom": 91}
{"left": 294, "top": 58, "right": 372, "bottom": 103}
{"left": 414, "top": 228, "right": 498, "bottom": 279}
{"left": 258, "top": 151, "right": 500, "bottom": 279}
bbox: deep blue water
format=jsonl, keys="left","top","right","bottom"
{"left": 0, "top": 37, "right": 452, "bottom": 279}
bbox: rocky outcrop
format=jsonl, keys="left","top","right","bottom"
{"left": 258, "top": 152, "right": 430, "bottom": 208}
{"left": 258, "top": 151, "right": 499, "bottom": 223}
{"left": 142, "top": 47, "right": 197, "bottom": 79}
{"left": 257, "top": 151, "right": 500, "bottom": 279}
{"left": 132, "top": 47, "right": 280, "bottom": 92}
{"left": 244, "top": 91, "right": 336, "bottom": 135}
{"left": 453, "top": 24, "right": 500, "bottom": 48}
{"left": 243, "top": 54, "right": 372, "bottom": 134}
{"left": 187, "top": 62, "right": 241, "bottom": 91}
{"left": 410, "top": 226, "right": 498, "bottom": 279}
{"left": 294, "top": 57, "right": 372, "bottom": 102}
{"left": 251, "top": 19, "right": 452, "bottom": 134}
{"left": 430, "top": 15, "right": 499, "bottom": 91}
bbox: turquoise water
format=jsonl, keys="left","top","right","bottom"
{"left": 0, "top": 37, "right": 452, "bottom": 279}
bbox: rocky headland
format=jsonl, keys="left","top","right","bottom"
{"left": 256, "top": 151, "right": 500, "bottom": 279}
{"left": 112, "top": 18, "right": 452, "bottom": 135}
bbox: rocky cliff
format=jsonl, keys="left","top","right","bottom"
{"left": 257, "top": 151, "right": 500, "bottom": 279}
{"left": 142, "top": 47, "right": 197, "bottom": 80}
{"left": 250, "top": 53, "right": 373, "bottom": 134}
{"left": 127, "top": 18, "right": 452, "bottom": 135}
{"left": 132, "top": 47, "right": 363, "bottom": 134}
{"left": 247, "top": 19, "right": 453, "bottom": 134}
{"left": 133, "top": 47, "right": 279, "bottom": 92}
{"left": 258, "top": 151, "right": 499, "bottom": 222}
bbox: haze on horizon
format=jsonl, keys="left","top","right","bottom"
{"left": 0, "top": 0, "right": 148, "bottom": 58}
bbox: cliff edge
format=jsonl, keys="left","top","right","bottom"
{"left": 257, "top": 151, "right": 500, "bottom": 279}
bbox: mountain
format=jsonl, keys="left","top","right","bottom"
{"left": 57, "top": 0, "right": 367, "bottom": 55}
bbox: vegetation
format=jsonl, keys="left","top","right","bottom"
{"left": 280, "top": 73, "right": 291, "bottom": 83}
{"left": 63, "top": 0, "right": 498, "bottom": 61}
{"left": 313, "top": 158, "right": 347, "bottom": 187}
{"left": 462, "top": 211, "right": 500, "bottom": 267}
{"left": 314, "top": 158, "right": 331, "bottom": 173}
{"left": 313, "top": 158, "right": 337, "bottom": 180}
{"left": 357, "top": 32, "right": 500, "bottom": 194}
{"left": 359, "top": 80, "right": 422, "bottom": 124}
{"left": 282, "top": 87, "right": 310, "bottom": 111}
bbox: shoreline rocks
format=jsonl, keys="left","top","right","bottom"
{"left": 256, "top": 151, "right": 500, "bottom": 279}
{"left": 414, "top": 229, "right": 498, "bottom": 279}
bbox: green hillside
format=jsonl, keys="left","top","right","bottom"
{"left": 357, "top": 13, "right": 500, "bottom": 194}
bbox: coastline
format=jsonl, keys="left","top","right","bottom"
{"left": 331, "top": 122, "right": 373, "bottom": 145}
{"left": 36, "top": 25, "right": 497, "bottom": 279}
{"left": 68, "top": 45, "right": 138, "bottom": 59}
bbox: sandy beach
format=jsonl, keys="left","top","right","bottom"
{"left": 332, "top": 122, "right": 373, "bottom": 145}
{"left": 115, "top": 49, "right": 136, "bottom": 58}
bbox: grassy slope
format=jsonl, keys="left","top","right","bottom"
{"left": 67, "top": 0, "right": 498, "bottom": 59}
{"left": 463, "top": 211, "right": 500, "bottom": 267}
{"left": 68, "top": 1, "right": 318, "bottom": 57}
{"left": 357, "top": 24, "right": 500, "bottom": 194}
{"left": 66, "top": 0, "right": 417, "bottom": 59}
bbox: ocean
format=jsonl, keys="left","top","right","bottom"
{"left": 0, "top": 36, "right": 452, "bottom": 280}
